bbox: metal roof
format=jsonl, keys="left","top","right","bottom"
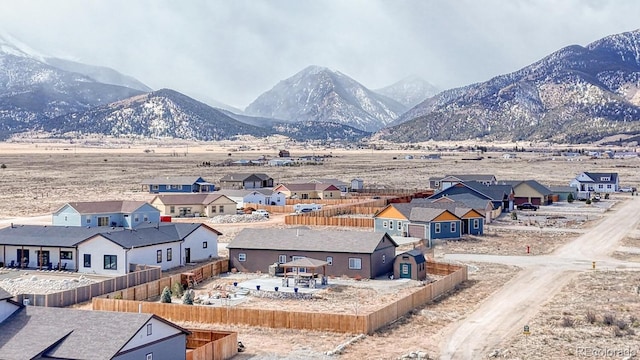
{"left": 57, "top": 200, "right": 150, "bottom": 214}
{"left": 228, "top": 228, "right": 397, "bottom": 254}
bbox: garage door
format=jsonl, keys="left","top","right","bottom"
{"left": 530, "top": 198, "right": 542, "bottom": 205}
{"left": 408, "top": 224, "right": 426, "bottom": 239}
{"left": 514, "top": 197, "right": 528, "bottom": 205}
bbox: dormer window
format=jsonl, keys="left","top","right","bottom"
{"left": 600, "top": 177, "right": 610, "bottom": 182}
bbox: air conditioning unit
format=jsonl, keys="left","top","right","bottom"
{"left": 23, "top": 298, "right": 30, "bottom": 306}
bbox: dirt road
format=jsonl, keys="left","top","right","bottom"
{"left": 440, "top": 198, "right": 640, "bottom": 359}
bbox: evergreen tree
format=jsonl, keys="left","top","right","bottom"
{"left": 160, "top": 286, "right": 172, "bottom": 303}
{"left": 182, "top": 289, "right": 195, "bottom": 305}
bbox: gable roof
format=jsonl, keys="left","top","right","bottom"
{"left": 415, "top": 194, "right": 493, "bottom": 211}
{"left": 409, "top": 208, "right": 458, "bottom": 222}
{"left": 152, "top": 193, "right": 234, "bottom": 205}
{"left": 0, "top": 223, "right": 221, "bottom": 248}
{"left": 219, "top": 173, "right": 272, "bottom": 182}
{"left": 57, "top": 200, "right": 151, "bottom": 214}
{"left": 141, "top": 176, "right": 208, "bottom": 185}
{"left": 276, "top": 183, "right": 340, "bottom": 191}
{"left": 0, "top": 306, "right": 188, "bottom": 360}
{"left": 398, "top": 249, "right": 426, "bottom": 264}
{"left": 458, "top": 181, "right": 512, "bottom": 201}
{"left": 228, "top": 228, "right": 397, "bottom": 254}
{"left": 581, "top": 172, "right": 619, "bottom": 184}
{"left": 441, "top": 174, "right": 496, "bottom": 182}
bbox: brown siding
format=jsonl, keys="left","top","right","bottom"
{"left": 229, "top": 249, "right": 376, "bottom": 279}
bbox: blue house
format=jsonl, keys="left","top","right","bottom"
{"left": 52, "top": 200, "right": 161, "bottom": 228}
{"left": 373, "top": 203, "right": 414, "bottom": 237}
{"left": 141, "top": 176, "right": 216, "bottom": 194}
{"left": 407, "top": 208, "right": 461, "bottom": 245}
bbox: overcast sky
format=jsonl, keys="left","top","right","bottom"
{"left": 1, "top": 0, "right": 639, "bottom": 109}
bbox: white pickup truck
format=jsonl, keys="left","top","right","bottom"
{"left": 252, "top": 209, "right": 269, "bottom": 218}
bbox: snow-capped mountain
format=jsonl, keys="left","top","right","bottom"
{"left": 45, "top": 57, "right": 152, "bottom": 92}
{"left": 0, "top": 34, "right": 144, "bottom": 139}
{"left": 245, "top": 65, "right": 408, "bottom": 132}
{"left": 374, "top": 75, "right": 439, "bottom": 108}
{"left": 44, "top": 89, "right": 270, "bottom": 140}
{"left": 381, "top": 29, "right": 640, "bottom": 143}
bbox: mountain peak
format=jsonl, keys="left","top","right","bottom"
{"left": 375, "top": 76, "right": 440, "bottom": 108}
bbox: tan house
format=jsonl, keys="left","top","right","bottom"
{"left": 500, "top": 180, "right": 553, "bottom": 206}
{"left": 150, "top": 193, "right": 237, "bottom": 217}
{"left": 394, "top": 249, "right": 427, "bottom": 280}
{"left": 273, "top": 183, "right": 342, "bottom": 199}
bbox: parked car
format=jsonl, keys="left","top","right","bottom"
{"left": 619, "top": 187, "right": 635, "bottom": 192}
{"left": 516, "top": 202, "right": 538, "bottom": 211}
{"left": 252, "top": 209, "right": 270, "bottom": 218}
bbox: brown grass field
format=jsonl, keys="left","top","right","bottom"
{"left": 1, "top": 138, "right": 640, "bottom": 359}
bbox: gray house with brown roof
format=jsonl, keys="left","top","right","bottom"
{"left": 0, "top": 286, "right": 190, "bottom": 360}
{"left": 227, "top": 228, "right": 398, "bottom": 279}
{"left": 52, "top": 200, "right": 161, "bottom": 228}
{"left": 219, "top": 173, "right": 274, "bottom": 189}
{"left": 150, "top": 193, "right": 237, "bottom": 217}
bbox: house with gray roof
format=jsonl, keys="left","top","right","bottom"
{"left": 394, "top": 249, "right": 427, "bottom": 281}
{"left": 52, "top": 200, "right": 161, "bottom": 228}
{"left": 428, "top": 181, "right": 514, "bottom": 213}
{"left": 570, "top": 172, "right": 620, "bottom": 194}
{"left": 217, "top": 189, "right": 286, "bottom": 208}
{"left": 218, "top": 173, "right": 274, "bottom": 189}
{"left": 141, "top": 176, "right": 216, "bottom": 194}
{"left": 227, "top": 228, "right": 398, "bottom": 279}
{"left": 150, "top": 193, "right": 237, "bottom": 217}
{"left": 0, "top": 223, "right": 221, "bottom": 274}
{"left": 429, "top": 174, "right": 497, "bottom": 191}
{"left": 499, "top": 180, "right": 554, "bottom": 205}
{"left": 0, "top": 285, "right": 190, "bottom": 360}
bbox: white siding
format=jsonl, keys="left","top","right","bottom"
{"left": 128, "top": 242, "right": 182, "bottom": 271}
{"left": 181, "top": 227, "right": 218, "bottom": 263}
{"left": 120, "top": 318, "right": 183, "bottom": 352}
{"left": 77, "top": 236, "right": 127, "bottom": 275}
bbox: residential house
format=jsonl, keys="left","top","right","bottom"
{"left": 304, "top": 178, "right": 350, "bottom": 193}
{"left": 218, "top": 173, "right": 274, "bottom": 189}
{"left": 373, "top": 203, "right": 414, "bottom": 237}
{"left": 394, "top": 249, "right": 427, "bottom": 280}
{"left": 150, "top": 194, "right": 237, "bottom": 217}
{"left": 274, "top": 183, "right": 342, "bottom": 199}
{"left": 428, "top": 181, "right": 514, "bottom": 213}
{"left": 52, "top": 200, "right": 160, "bottom": 228}
{"left": 407, "top": 208, "right": 461, "bottom": 245}
{"left": 227, "top": 228, "right": 398, "bottom": 279}
{"left": 570, "top": 172, "right": 620, "bottom": 194}
{"left": 278, "top": 149, "right": 290, "bottom": 157}
{"left": 0, "top": 223, "right": 221, "bottom": 274}
{"left": 217, "top": 189, "right": 286, "bottom": 208}
{"left": 499, "top": 180, "right": 554, "bottom": 205}
{"left": 0, "top": 287, "right": 190, "bottom": 360}
{"left": 429, "top": 174, "right": 497, "bottom": 191}
{"left": 141, "top": 176, "right": 215, "bottom": 194}
{"left": 351, "top": 178, "right": 364, "bottom": 191}
{"left": 268, "top": 158, "right": 294, "bottom": 166}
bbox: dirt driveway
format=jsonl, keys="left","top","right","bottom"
{"left": 439, "top": 198, "right": 640, "bottom": 359}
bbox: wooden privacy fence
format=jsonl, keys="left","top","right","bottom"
{"left": 187, "top": 329, "right": 238, "bottom": 360}
{"left": 93, "top": 261, "right": 466, "bottom": 335}
{"left": 284, "top": 215, "right": 374, "bottom": 227}
{"left": 13, "top": 265, "right": 161, "bottom": 307}
{"left": 99, "top": 259, "right": 229, "bottom": 301}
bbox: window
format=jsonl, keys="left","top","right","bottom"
{"left": 600, "top": 177, "right": 610, "bottom": 182}
{"left": 451, "top": 222, "right": 456, "bottom": 233}
{"left": 382, "top": 221, "right": 388, "bottom": 228}
{"left": 64, "top": 216, "right": 67, "bottom": 221}
{"left": 171, "top": 184, "right": 182, "bottom": 190}
{"left": 219, "top": 205, "right": 224, "bottom": 213}
{"left": 169, "top": 206, "right": 175, "bottom": 214}
{"left": 97, "top": 216, "right": 109, "bottom": 226}
{"left": 382, "top": 254, "right": 386, "bottom": 264}
{"left": 147, "top": 323, "right": 153, "bottom": 336}
{"left": 146, "top": 353, "right": 153, "bottom": 360}
{"left": 86, "top": 218, "right": 91, "bottom": 224}
{"left": 83, "top": 254, "right": 91, "bottom": 267}
{"left": 607, "top": 184, "right": 612, "bottom": 189}
{"left": 202, "top": 241, "right": 208, "bottom": 249}
{"left": 348, "top": 257, "right": 362, "bottom": 270}
{"left": 598, "top": 184, "right": 604, "bottom": 189}
{"left": 473, "top": 219, "right": 479, "bottom": 229}
{"left": 326, "top": 256, "right": 333, "bottom": 266}
{"left": 435, "top": 223, "right": 441, "bottom": 233}
{"left": 238, "top": 253, "right": 246, "bottom": 262}
{"left": 389, "top": 221, "right": 394, "bottom": 230}
{"left": 104, "top": 255, "right": 117, "bottom": 270}
{"left": 143, "top": 215, "right": 148, "bottom": 222}
{"left": 167, "top": 248, "right": 172, "bottom": 261}
{"left": 435, "top": 181, "right": 440, "bottom": 187}
{"left": 60, "top": 251, "right": 73, "bottom": 260}
{"left": 156, "top": 250, "right": 162, "bottom": 263}
{"left": 152, "top": 185, "right": 159, "bottom": 191}
{"left": 397, "top": 221, "right": 402, "bottom": 229}
{"left": 278, "top": 255, "right": 287, "bottom": 263}
{"left": 211, "top": 206, "right": 216, "bottom": 213}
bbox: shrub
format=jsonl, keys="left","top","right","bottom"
{"left": 616, "top": 319, "right": 629, "bottom": 330}
{"left": 511, "top": 211, "right": 518, "bottom": 220}
{"left": 603, "top": 313, "right": 616, "bottom": 326}
{"left": 0, "top": 164, "right": 6, "bottom": 169}
{"left": 613, "top": 327, "right": 624, "bottom": 337}
{"left": 585, "top": 198, "right": 592, "bottom": 205}
{"left": 172, "top": 281, "right": 184, "bottom": 298}
{"left": 585, "top": 310, "right": 597, "bottom": 324}
{"left": 160, "top": 286, "right": 172, "bottom": 303}
{"left": 567, "top": 193, "right": 574, "bottom": 203}
{"left": 182, "top": 289, "right": 195, "bottom": 305}
{"left": 561, "top": 317, "right": 575, "bottom": 328}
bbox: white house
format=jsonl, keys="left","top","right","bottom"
{"left": 0, "top": 223, "right": 221, "bottom": 275}
{"left": 570, "top": 172, "right": 619, "bottom": 194}
{"left": 217, "top": 189, "right": 286, "bottom": 209}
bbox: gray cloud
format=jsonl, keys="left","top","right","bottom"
{"left": 1, "top": 0, "right": 639, "bottom": 108}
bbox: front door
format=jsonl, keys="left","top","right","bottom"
{"left": 36, "top": 250, "right": 50, "bottom": 267}
{"left": 17, "top": 249, "right": 29, "bottom": 268}
{"left": 400, "top": 263, "right": 411, "bottom": 279}
{"left": 185, "top": 248, "right": 191, "bottom": 264}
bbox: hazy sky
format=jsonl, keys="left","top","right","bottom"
{"left": 1, "top": 0, "right": 639, "bottom": 109}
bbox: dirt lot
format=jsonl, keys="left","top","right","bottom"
{"left": 1, "top": 140, "right": 640, "bottom": 359}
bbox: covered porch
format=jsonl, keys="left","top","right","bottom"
{"left": 281, "top": 257, "right": 329, "bottom": 289}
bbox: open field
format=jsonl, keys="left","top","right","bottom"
{"left": 1, "top": 140, "right": 640, "bottom": 359}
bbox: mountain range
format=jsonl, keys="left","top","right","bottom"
{"left": 380, "top": 29, "right": 640, "bottom": 143}
{"left": 4, "top": 29, "right": 640, "bottom": 143}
